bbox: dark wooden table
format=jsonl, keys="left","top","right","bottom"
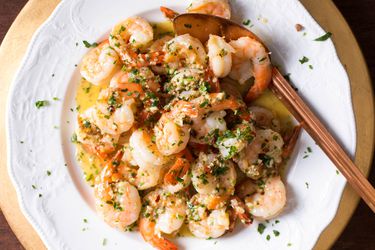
{"left": 0, "top": 0, "right": 374, "bottom": 249}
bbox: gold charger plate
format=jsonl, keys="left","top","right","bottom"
{"left": 0, "top": 0, "right": 373, "bottom": 249}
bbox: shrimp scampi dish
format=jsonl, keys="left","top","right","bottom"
{"left": 74, "top": 1, "right": 300, "bottom": 249}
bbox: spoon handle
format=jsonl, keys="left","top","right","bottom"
{"left": 270, "top": 67, "right": 375, "bottom": 213}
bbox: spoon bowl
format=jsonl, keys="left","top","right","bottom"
{"left": 173, "top": 13, "right": 267, "bottom": 49}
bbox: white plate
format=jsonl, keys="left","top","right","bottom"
{"left": 6, "top": 0, "right": 356, "bottom": 249}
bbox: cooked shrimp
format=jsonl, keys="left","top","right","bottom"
{"left": 140, "top": 189, "right": 187, "bottom": 249}
{"left": 165, "top": 67, "right": 207, "bottom": 100}
{"left": 187, "top": 0, "right": 231, "bottom": 19}
{"left": 154, "top": 101, "right": 198, "bottom": 156}
{"left": 163, "top": 157, "right": 191, "bottom": 193}
{"left": 119, "top": 143, "right": 165, "bottom": 190}
{"left": 129, "top": 128, "right": 168, "bottom": 167}
{"left": 249, "top": 106, "right": 280, "bottom": 132}
{"left": 207, "top": 35, "right": 235, "bottom": 78}
{"left": 94, "top": 151, "right": 141, "bottom": 230}
{"left": 192, "top": 152, "right": 237, "bottom": 196}
{"left": 149, "top": 35, "right": 174, "bottom": 74}
{"left": 91, "top": 88, "right": 136, "bottom": 135}
{"left": 216, "top": 121, "right": 255, "bottom": 159}
{"left": 244, "top": 176, "right": 286, "bottom": 220}
{"left": 110, "top": 67, "right": 160, "bottom": 93}
{"left": 229, "top": 37, "right": 272, "bottom": 101}
{"left": 80, "top": 40, "right": 120, "bottom": 86}
{"left": 234, "top": 128, "right": 284, "bottom": 179}
{"left": 191, "top": 92, "right": 245, "bottom": 114}
{"left": 163, "top": 34, "right": 207, "bottom": 70}
{"left": 188, "top": 193, "right": 230, "bottom": 239}
{"left": 191, "top": 110, "right": 227, "bottom": 143}
{"left": 109, "top": 16, "right": 153, "bottom": 63}
{"left": 76, "top": 108, "right": 119, "bottom": 159}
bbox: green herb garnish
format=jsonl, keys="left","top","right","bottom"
{"left": 299, "top": 56, "right": 309, "bottom": 64}
{"left": 258, "top": 223, "right": 266, "bottom": 234}
{"left": 314, "top": 32, "right": 332, "bottom": 41}
{"left": 83, "top": 40, "right": 98, "bottom": 48}
{"left": 35, "top": 100, "right": 49, "bottom": 109}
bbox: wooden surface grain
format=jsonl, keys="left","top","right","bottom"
{"left": 0, "top": 0, "right": 373, "bottom": 249}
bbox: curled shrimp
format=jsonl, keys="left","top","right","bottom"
{"left": 187, "top": 0, "right": 232, "bottom": 19}
{"left": 207, "top": 34, "right": 235, "bottom": 78}
{"left": 130, "top": 129, "right": 168, "bottom": 167}
{"left": 234, "top": 128, "right": 284, "bottom": 179}
{"left": 163, "top": 34, "right": 207, "bottom": 70}
{"left": 216, "top": 120, "right": 256, "bottom": 160}
{"left": 154, "top": 101, "right": 198, "bottom": 156}
{"left": 191, "top": 152, "right": 237, "bottom": 196}
{"left": 229, "top": 37, "right": 272, "bottom": 101}
{"left": 188, "top": 193, "right": 230, "bottom": 239}
{"left": 92, "top": 88, "right": 136, "bottom": 135}
{"left": 244, "top": 176, "right": 286, "bottom": 220}
{"left": 109, "top": 16, "right": 154, "bottom": 63}
{"left": 94, "top": 151, "right": 142, "bottom": 230}
{"left": 140, "top": 189, "right": 187, "bottom": 249}
{"left": 191, "top": 110, "right": 227, "bottom": 143}
{"left": 80, "top": 40, "right": 120, "bottom": 86}
{"left": 129, "top": 129, "right": 169, "bottom": 189}
{"left": 76, "top": 108, "right": 119, "bottom": 159}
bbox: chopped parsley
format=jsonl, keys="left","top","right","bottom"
{"left": 257, "top": 223, "right": 266, "bottom": 234}
{"left": 299, "top": 56, "right": 309, "bottom": 64}
{"left": 219, "top": 49, "right": 228, "bottom": 57}
{"left": 212, "top": 166, "right": 229, "bottom": 176}
{"left": 184, "top": 23, "right": 192, "bottom": 28}
{"left": 243, "top": 19, "right": 251, "bottom": 26}
{"left": 305, "top": 182, "right": 309, "bottom": 189}
{"left": 102, "top": 238, "right": 107, "bottom": 246}
{"left": 309, "top": 65, "right": 314, "bottom": 70}
{"left": 273, "top": 230, "right": 280, "bottom": 237}
{"left": 35, "top": 100, "right": 49, "bottom": 109}
{"left": 314, "top": 32, "right": 332, "bottom": 41}
{"left": 32, "top": 184, "right": 37, "bottom": 189}
{"left": 71, "top": 133, "right": 78, "bottom": 143}
{"left": 83, "top": 218, "right": 88, "bottom": 223}
{"left": 199, "top": 99, "right": 209, "bottom": 108}
{"left": 83, "top": 40, "right": 98, "bottom": 48}
{"left": 266, "top": 234, "right": 271, "bottom": 241}
{"left": 46, "top": 170, "right": 51, "bottom": 176}
{"left": 53, "top": 97, "right": 59, "bottom": 101}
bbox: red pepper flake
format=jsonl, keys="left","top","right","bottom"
{"left": 295, "top": 24, "right": 304, "bottom": 32}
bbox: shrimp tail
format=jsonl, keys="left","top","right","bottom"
{"left": 139, "top": 217, "right": 178, "bottom": 250}
{"left": 160, "top": 6, "right": 179, "bottom": 20}
{"left": 208, "top": 95, "right": 245, "bottom": 112}
{"left": 282, "top": 123, "right": 303, "bottom": 159}
{"left": 164, "top": 158, "right": 190, "bottom": 185}
{"left": 230, "top": 196, "right": 253, "bottom": 225}
{"left": 245, "top": 70, "right": 272, "bottom": 102}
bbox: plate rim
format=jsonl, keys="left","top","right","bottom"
{"left": 0, "top": 0, "right": 373, "bottom": 249}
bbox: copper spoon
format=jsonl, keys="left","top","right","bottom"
{"left": 172, "top": 12, "right": 375, "bottom": 212}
